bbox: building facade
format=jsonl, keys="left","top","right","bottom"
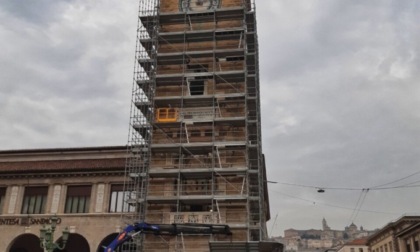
{"left": 367, "top": 215, "right": 420, "bottom": 252}
{"left": 0, "top": 146, "right": 128, "bottom": 252}
{"left": 336, "top": 237, "right": 368, "bottom": 252}
{"left": 282, "top": 219, "right": 374, "bottom": 252}
{"left": 124, "top": 0, "right": 272, "bottom": 251}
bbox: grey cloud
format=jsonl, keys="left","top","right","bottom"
{"left": 0, "top": 0, "right": 137, "bottom": 149}
{"left": 259, "top": 0, "right": 420, "bottom": 235}
{"left": 0, "top": 0, "right": 72, "bottom": 24}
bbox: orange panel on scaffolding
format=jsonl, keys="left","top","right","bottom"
{"left": 156, "top": 108, "right": 179, "bottom": 123}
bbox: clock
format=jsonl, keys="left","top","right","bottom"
{"left": 180, "top": 0, "right": 221, "bottom": 12}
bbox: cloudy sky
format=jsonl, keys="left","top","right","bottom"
{"left": 1, "top": 0, "right": 419, "bottom": 237}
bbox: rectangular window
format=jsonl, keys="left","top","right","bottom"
{"left": 65, "top": 185, "right": 91, "bottom": 213}
{"left": 350, "top": 248, "right": 355, "bottom": 252}
{"left": 359, "top": 249, "right": 364, "bottom": 252}
{"left": 204, "top": 129, "right": 213, "bottom": 137}
{"left": 406, "top": 239, "right": 412, "bottom": 252}
{"left": 109, "top": 185, "right": 135, "bottom": 213}
{"left": 226, "top": 56, "right": 244, "bottom": 62}
{"left": 21, "top": 186, "right": 48, "bottom": 214}
{"left": 189, "top": 80, "right": 205, "bottom": 95}
{"left": 0, "top": 187, "right": 6, "bottom": 214}
{"left": 414, "top": 236, "right": 419, "bottom": 251}
{"left": 190, "top": 130, "right": 201, "bottom": 137}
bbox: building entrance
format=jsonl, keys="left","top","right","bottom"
{"left": 8, "top": 234, "right": 43, "bottom": 252}
{"left": 54, "top": 233, "right": 90, "bottom": 252}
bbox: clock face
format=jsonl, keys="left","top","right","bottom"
{"left": 180, "top": 0, "right": 221, "bottom": 11}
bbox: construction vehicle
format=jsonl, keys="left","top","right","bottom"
{"left": 103, "top": 222, "right": 232, "bottom": 252}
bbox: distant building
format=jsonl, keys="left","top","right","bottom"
{"left": 336, "top": 237, "right": 368, "bottom": 252}
{"left": 367, "top": 215, "right": 420, "bottom": 252}
{"left": 283, "top": 218, "right": 375, "bottom": 251}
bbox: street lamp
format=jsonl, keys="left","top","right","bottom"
{"left": 39, "top": 215, "right": 69, "bottom": 252}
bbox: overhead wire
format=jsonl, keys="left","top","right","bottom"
{"left": 348, "top": 188, "right": 370, "bottom": 225}
{"left": 269, "top": 189, "right": 398, "bottom": 215}
{"left": 274, "top": 170, "right": 420, "bottom": 191}
{"left": 352, "top": 189, "right": 369, "bottom": 222}
{"left": 370, "top": 171, "right": 420, "bottom": 189}
{"left": 348, "top": 189, "right": 365, "bottom": 223}
{"left": 276, "top": 182, "right": 361, "bottom": 191}
{"left": 269, "top": 171, "right": 420, "bottom": 225}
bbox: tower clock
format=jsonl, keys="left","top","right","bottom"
{"left": 180, "top": 0, "right": 221, "bottom": 11}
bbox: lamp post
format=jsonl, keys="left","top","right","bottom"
{"left": 39, "top": 215, "right": 69, "bottom": 252}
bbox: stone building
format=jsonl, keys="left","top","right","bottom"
{"left": 367, "top": 215, "right": 420, "bottom": 252}
{"left": 283, "top": 218, "right": 374, "bottom": 251}
{"left": 0, "top": 146, "right": 128, "bottom": 252}
{"left": 336, "top": 237, "right": 368, "bottom": 252}
{"left": 0, "top": 144, "right": 282, "bottom": 252}
{"left": 123, "top": 0, "right": 276, "bottom": 251}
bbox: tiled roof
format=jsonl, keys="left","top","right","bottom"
{"left": 0, "top": 145, "right": 127, "bottom": 154}
{"left": 345, "top": 237, "right": 368, "bottom": 246}
{"left": 0, "top": 158, "right": 126, "bottom": 173}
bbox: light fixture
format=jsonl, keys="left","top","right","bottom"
{"left": 39, "top": 215, "right": 69, "bottom": 252}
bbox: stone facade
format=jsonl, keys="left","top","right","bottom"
{"left": 0, "top": 146, "right": 128, "bottom": 252}
{"left": 336, "top": 237, "right": 368, "bottom": 252}
{"left": 367, "top": 215, "right": 420, "bottom": 252}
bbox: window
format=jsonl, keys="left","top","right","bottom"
{"left": 182, "top": 179, "right": 211, "bottom": 195}
{"left": 225, "top": 56, "right": 244, "bottom": 62}
{"left": 65, "top": 185, "right": 91, "bottom": 213}
{"left": 204, "top": 129, "right": 213, "bottom": 137}
{"left": 190, "top": 130, "right": 201, "bottom": 137}
{"left": 21, "top": 186, "right": 48, "bottom": 214}
{"left": 359, "top": 249, "right": 364, "bottom": 252}
{"left": 414, "top": 236, "right": 419, "bottom": 251}
{"left": 0, "top": 187, "right": 6, "bottom": 214}
{"left": 350, "top": 248, "right": 355, "bottom": 252}
{"left": 187, "top": 64, "right": 207, "bottom": 73}
{"left": 189, "top": 80, "right": 205, "bottom": 95}
{"left": 406, "top": 239, "right": 412, "bottom": 252}
{"left": 109, "top": 185, "right": 135, "bottom": 213}
{"left": 179, "top": 203, "right": 211, "bottom": 212}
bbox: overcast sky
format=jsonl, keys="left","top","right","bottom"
{"left": 1, "top": 0, "right": 419, "bottom": 238}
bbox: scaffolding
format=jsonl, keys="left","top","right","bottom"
{"left": 124, "top": 0, "right": 269, "bottom": 251}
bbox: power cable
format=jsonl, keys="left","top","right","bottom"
{"left": 348, "top": 189, "right": 364, "bottom": 223}
{"left": 269, "top": 189, "right": 398, "bottom": 215}
{"left": 276, "top": 182, "right": 361, "bottom": 191}
{"left": 352, "top": 189, "right": 369, "bottom": 222}
{"left": 349, "top": 188, "right": 369, "bottom": 225}
{"left": 275, "top": 170, "right": 420, "bottom": 191}
{"left": 371, "top": 171, "right": 420, "bottom": 188}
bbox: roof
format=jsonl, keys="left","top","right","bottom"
{"left": 367, "top": 215, "right": 420, "bottom": 244}
{"left": 0, "top": 158, "right": 126, "bottom": 173}
{"left": 0, "top": 145, "right": 127, "bottom": 154}
{"left": 0, "top": 146, "right": 128, "bottom": 174}
{"left": 345, "top": 237, "right": 368, "bottom": 246}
